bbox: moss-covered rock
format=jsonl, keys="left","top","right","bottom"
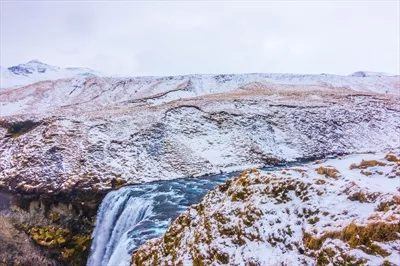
{"left": 28, "top": 226, "right": 92, "bottom": 266}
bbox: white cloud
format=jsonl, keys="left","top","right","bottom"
{"left": 1, "top": 1, "right": 398, "bottom": 76}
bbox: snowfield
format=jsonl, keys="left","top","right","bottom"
{"left": 0, "top": 71, "right": 399, "bottom": 195}
{"left": 0, "top": 71, "right": 399, "bottom": 117}
{"left": 132, "top": 152, "right": 400, "bottom": 266}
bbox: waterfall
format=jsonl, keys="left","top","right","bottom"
{"left": 87, "top": 171, "right": 243, "bottom": 266}
{"left": 87, "top": 187, "right": 153, "bottom": 266}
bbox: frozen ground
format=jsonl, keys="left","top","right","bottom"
{"left": 132, "top": 152, "right": 400, "bottom": 266}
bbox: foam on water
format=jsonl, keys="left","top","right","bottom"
{"left": 87, "top": 165, "right": 289, "bottom": 266}
{"left": 87, "top": 172, "right": 241, "bottom": 266}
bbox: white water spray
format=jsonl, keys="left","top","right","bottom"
{"left": 87, "top": 188, "right": 152, "bottom": 266}
{"left": 87, "top": 172, "right": 240, "bottom": 266}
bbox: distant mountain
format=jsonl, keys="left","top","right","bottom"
{"left": 0, "top": 60, "right": 102, "bottom": 89}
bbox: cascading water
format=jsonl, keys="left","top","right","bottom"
{"left": 88, "top": 167, "right": 280, "bottom": 266}
{"left": 87, "top": 187, "right": 153, "bottom": 266}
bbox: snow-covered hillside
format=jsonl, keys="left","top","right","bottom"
{"left": 0, "top": 68, "right": 399, "bottom": 265}
{"left": 0, "top": 80, "right": 399, "bottom": 195}
{"left": 0, "top": 70, "right": 399, "bottom": 196}
{"left": 132, "top": 152, "right": 400, "bottom": 266}
{"left": 0, "top": 60, "right": 102, "bottom": 89}
{"left": 0, "top": 72, "right": 399, "bottom": 117}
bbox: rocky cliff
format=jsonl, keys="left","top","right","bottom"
{"left": 1, "top": 74, "right": 399, "bottom": 198}
{"left": 132, "top": 152, "right": 400, "bottom": 265}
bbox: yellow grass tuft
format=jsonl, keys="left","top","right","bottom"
{"left": 350, "top": 160, "right": 386, "bottom": 170}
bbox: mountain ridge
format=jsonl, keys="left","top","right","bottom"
{"left": 1, "top": 60, "right": 398, "bottom": 91}
{"left": 0, "top": 60, "right": 102, "bottom": 89}
{"left": 1, "top": 71, "right": 399, "bottom": 118}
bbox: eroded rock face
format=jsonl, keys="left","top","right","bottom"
{"left": 1, "top": 89, "right": 399, "bottom": 196}
{"left": 1, "top": 73, "right": 399, "bottom": 196}
{"left": 132, "top": 152, "right": 400, "bottom": 266}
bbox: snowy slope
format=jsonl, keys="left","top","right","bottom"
{"left": 0, "top": 72, "right": 399, "bottom": 117}
{"left": 0, "top": 85, "right": 399, "bottom": 195}
{"left": 132, "top": 152, "right": 400, "bottom": 266}
{"left": 0, "top": 60, "right": 102, "bottom": 89}
{"left": 0, "top": 70, "right": 399, "bottom": 195}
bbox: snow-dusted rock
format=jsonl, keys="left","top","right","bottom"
{"left": 132, "top": 152, "right": 400, "bottom": 266}
{"left": 0, "top": 72, "right": 399, "bottom": 196}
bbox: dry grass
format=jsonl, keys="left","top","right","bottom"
{"left": 316, "top": 166, "right": 339, "bottom": 179}
{"left": 303, "top": 222, "right": 400, "bottom": 257}
{"left": 347, "top": 191, "right": 380, "bottom": 203}
{"left": 375, "top": 195, "right": 400, "bottom": 212}
{"left": 360, "top": 170, "right": 373, "bottom": 176}
{"left": 385, "top": 153, "right": 399, "bottom": 162}
{"left": 350, "top": 160, "right": 386, "bottom": 169}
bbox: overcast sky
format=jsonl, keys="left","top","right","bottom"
{"left": 1, "top": 1, "right": 399, "bottom": 76}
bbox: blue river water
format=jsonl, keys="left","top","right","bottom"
{"left": 87, "top": 168, "right": 282, "bottom": 266}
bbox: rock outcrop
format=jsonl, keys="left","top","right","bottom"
{"left": 132, "top": 152, "right": 400, "bottom": 265}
